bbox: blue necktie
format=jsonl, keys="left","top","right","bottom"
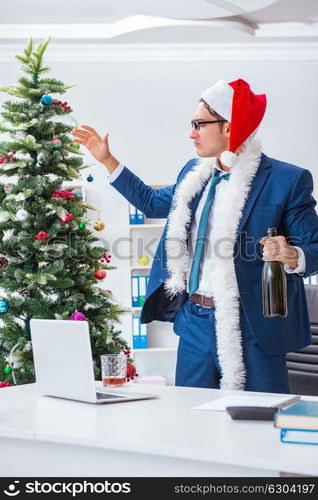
{"left": 188, "top": 171, "right": 230, "bottom": 296}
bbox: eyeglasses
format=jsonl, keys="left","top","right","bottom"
{"left": 191, "top": 119, "right": 227, "bottom": 131}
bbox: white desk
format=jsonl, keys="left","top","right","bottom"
{"left": 1, "top": 383, "right": 317, "bottom": 477}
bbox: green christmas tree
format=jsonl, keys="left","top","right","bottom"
{"left": 0, "top": 37, "right": 131, "bottom": 386}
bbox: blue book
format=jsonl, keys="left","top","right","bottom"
{"left": 274, "top": 400, "right": 318, "bottom": 431}
{"left": 280, "top": 428, "right": 318, "bottom": 445}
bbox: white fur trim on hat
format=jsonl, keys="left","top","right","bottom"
{"left": 200, "top": 80, "right": 233, "bottom": 121}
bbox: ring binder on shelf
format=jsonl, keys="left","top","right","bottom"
{"left": 136, "top": 209, "right": 145, "bottom": 225}
{"left": 138, "top": 275, "right": 147, "bottom": 306}
{"left": 132, "top": 315, "right": 148, "bottom": 349}
{"left": 131, "top": 276, "right": 139, "bottom": 307}
{"left": 129, "top": 204, "right": 137, "bottom": 224}
{"left": 140, "top": 322, "right": 148, "bottom": 349}
{"left": 132, "top": 315, "right": 140, "bottom": 349}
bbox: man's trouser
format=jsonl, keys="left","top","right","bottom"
{"left": 173, "top": 299, "right": 290, "bottom": 393}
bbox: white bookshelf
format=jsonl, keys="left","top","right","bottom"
{"left": 134, "top": 347, "right": 177, "bottom": 353}
{"left": 130, "top": 266, "right": 151, "bottom": 271}
{"left": 128, "top": 185, "right": 178, "bottom": 385}
{"left": 129, "top": 223, "right": 165, "bottom": 230}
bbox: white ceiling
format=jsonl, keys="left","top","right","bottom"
{"left": 0, "top": 0, "right": 278, "bottom": 23}
{"left": 1, "top": 0, "right": 318, "bottom": 43}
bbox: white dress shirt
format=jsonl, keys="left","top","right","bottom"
{"left": 108, "top": 161, "right": 306, "bottom": 296}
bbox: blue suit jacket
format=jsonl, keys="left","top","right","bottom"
{"left": 111, "top": 153, "right": 318, "bottom": 355}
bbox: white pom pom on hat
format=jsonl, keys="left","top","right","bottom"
{"left": 219, "top": 150, "right": 237, "bottom": 168}
{"left": 200, "top": 79, "right": 267, "bottom": 167}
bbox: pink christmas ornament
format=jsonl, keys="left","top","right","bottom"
{"left": 51, "top": 138, "right": 62, "bottom": 149}
{"left": 70, "top": 311, "right": 86, "bottom": 321}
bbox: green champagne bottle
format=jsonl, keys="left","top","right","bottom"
{"left": 262, "top": 227, "right": 288, "bottom": 318}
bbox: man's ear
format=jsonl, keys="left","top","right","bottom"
{"left": 224, "top": 122, "right": 231, "bottom": 136}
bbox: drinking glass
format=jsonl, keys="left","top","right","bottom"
{"left": 101, "top": 353, "right": 127, "bottom": 387}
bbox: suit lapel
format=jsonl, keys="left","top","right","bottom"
{"left": 235, "top": 153, "right": 271, "bottom": 237}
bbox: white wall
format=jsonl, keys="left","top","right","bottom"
{"left": 1, "top": 43, "right": 317, "bottom": 339}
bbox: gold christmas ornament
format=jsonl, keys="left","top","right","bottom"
{"left": 94, "top": 219, "right": 105, "bottom": 232}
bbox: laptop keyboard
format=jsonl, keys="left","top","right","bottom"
{"left": 96, "top": 392, "right": 125, "bottom": 400}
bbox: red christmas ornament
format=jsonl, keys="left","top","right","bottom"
{"left": 126, "top": 363, "right": 136, "bottom": 380}
{"left": 0, "top": 382, "right": 10, "bottom": 388}
{"left": 95, "top": 269, "right": 107, "bottom": 280}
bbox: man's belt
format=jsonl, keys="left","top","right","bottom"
{"left": 188, "top": 293, "right": 216, "bottom": 308}
{"left": 189, "top": 293, "right": 242, "bottom": 309}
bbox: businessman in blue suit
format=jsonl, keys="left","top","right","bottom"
{"left": 72, "top": 79, "right": 318, "bottom": 393}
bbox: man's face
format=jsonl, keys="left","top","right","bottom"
{"left": 189, "top": 102, "right": 230, "bottom": 158}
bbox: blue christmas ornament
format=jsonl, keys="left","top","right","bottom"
{"left": 87, "top": 174, "right": 94, "bottom": 182}
{"left": 41, "top": 94, "right": 53, "bottom": 106}
{"left": 0, "top": 298, "right": 9, "bottom": 314}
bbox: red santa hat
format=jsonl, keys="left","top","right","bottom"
{"left": 200, "top": 78, "right": 267, "bottom": 167}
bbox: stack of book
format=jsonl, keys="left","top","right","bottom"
{"left": 274, "top": 400, "right": 318, "bottom": 445}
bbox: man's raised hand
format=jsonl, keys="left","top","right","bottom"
{"left": 71, "top": 125, "right": 110, "bottom": 164}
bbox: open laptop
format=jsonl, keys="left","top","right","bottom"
{"left": 30, "top": 318, "right": 159, "bottom": 404}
